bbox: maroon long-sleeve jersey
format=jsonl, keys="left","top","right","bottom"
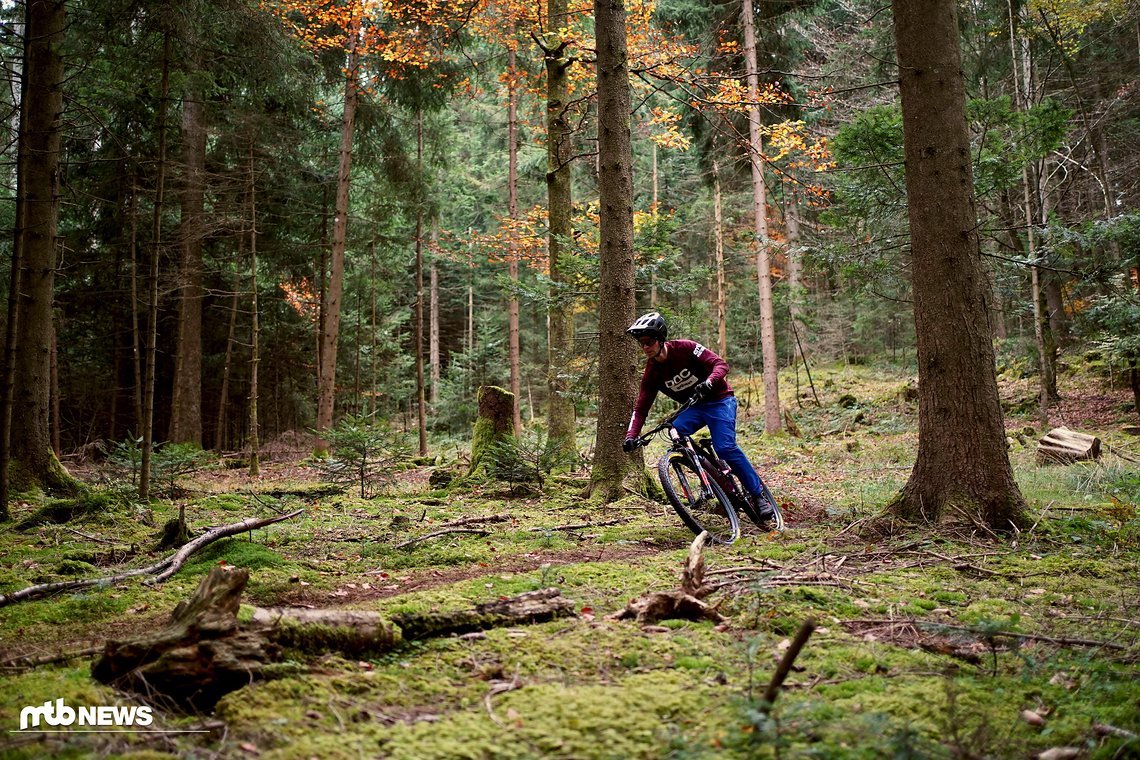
{"left": 626, "top": 339, "right": 733, "bottom": 438}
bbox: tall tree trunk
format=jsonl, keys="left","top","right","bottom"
{"left": 128, "top": 175, "right": 143, "bottom": 432}
{"left": 508, "top": 47, "right": 522, "bottom": 438}
{"left": 741, "top": 0, "right": 781, "bottom": 434}
{"left": 589, "top": 0, "right": 639, "bottom": 500}
{"left": 50, "top": 318, "right": 59, "bottom": 454}
{"left": 7, "top": 0, "right": 78, "bottom": 499}
{"left": 370, "top": 241, "right": 378, "bottom": 416}
{"left": 889, "top": 0, "right": 1027, "bottom": 530}
{"left": 0, "top": 19, "right": 27, "bottom": 517}
{"left": 544, "top": 0, "right": 576, "bottom": 455}
{"left": 650, "top": 141, "right": 657, "bottom": 308}
{"left": 214, "top": 288, "right": 239, "bottom": 451}
{"left": 141, "top": 32, "right": 172, "bottom": 503}
{"left": 712, "top": 159, "right": 726, "bottom": 358}
{"left": 414, "top": 111, "right": 428, "bottom": 456}
{"left": 248, "top": 146, "right": 260, "bottom": 478}
{"left": 169, "top": 66, "right": 206, "bottom": 445}
{"left": 429, "top": 231, "right": 440, "bottom": 405}
{"left": 785, "top": 187, "right": 805, "bottom": 364}
{"left": 316, "top": 26, "right": 359, "bottom": 442}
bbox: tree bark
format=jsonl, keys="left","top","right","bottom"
{"left": 6, "top": 0, "right": 77, "bottom": 497}
{"left": 469, "top": 385, "right": 515, "bottom": 474}
{"left": 889, "top": 0, "right": 1027, "bottom": 530}
{"left": 544, "top": 0, "right": 577, "bottom": 456}
{"left": 316, "top": 21, "right": 359, "bottom": 440}
{"left": 741, "top": 0, "right": 781, "bottom": 435}
{"left": 169, "top": 68, "right": 207, "bottom": 445}
{"left": 589, "top": 0, "right": 640, "bottom": 501}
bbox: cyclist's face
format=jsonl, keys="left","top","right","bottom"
{"left": 638, "top": 337, "right": 659, "bottom": 356}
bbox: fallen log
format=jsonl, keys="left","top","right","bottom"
{"left": 1037, "top": 427, "right": 1101, "bottom": 465}
{"left": 393, "top": 588, "right": 575, "bottom": 640}
{"left": 93, "top": 565, "right": 575, "bottom": 711}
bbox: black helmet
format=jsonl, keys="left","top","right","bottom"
{"left": 626, "top": 312, "right": 668, "bottom": 341}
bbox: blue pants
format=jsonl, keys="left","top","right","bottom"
{"left": 673, "top": 395, "right": 763, "bottom": 496}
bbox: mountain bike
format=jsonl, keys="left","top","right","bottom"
{"left": 629, "top": 398, "right": 785, "bottom": 544}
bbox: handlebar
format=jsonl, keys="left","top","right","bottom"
{"left": 631, "top": 396, "right": 699, "bottom": 449}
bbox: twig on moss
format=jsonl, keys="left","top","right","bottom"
{"left": 393, "top": 528, "right": 491, "bottom": 549}
{"left": 762, "top": 618, "right": 816, "bottom": 709}
{"left": 0, "top": 510, "right": 305, "bottom": 607}
{"left": 148, "top": 510, "right": 305, "bottom": 584}
{"left": 439, "top": 514, "right": 511, "bottom": 529}
{"left": 527, "top": 518, "right": 629, "bottom": 532}
{"left": 844, "top": 618, "right": 1130, "bottom": 651}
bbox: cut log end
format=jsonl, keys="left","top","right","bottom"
{"left": 1036, "top": 427, "right": 1102, "bottom": 465}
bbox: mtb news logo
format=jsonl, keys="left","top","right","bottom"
{"left": 18, "top": 698, "right": 153, "bottom": 731}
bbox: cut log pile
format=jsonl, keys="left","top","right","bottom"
{"left": 1037, "top": 427, "right": 1101, "bottom": 465}
{"left": 91, "top": 565, "right": 574, "bottom": 711}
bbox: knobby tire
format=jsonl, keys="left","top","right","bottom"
{"left": 658, "top": 451, "right": 740, "bottom": 544}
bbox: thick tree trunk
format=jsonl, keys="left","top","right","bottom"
{"left": 316, "top": 32, "right": 359, "bottom": 440}
{"left": 589, "top": 0, "right": 640, "bottom": 501}
{"left": 742, "top": 0, "right": 781, "bottom": 435}
{"left": 889, "top": 0, "right": 1027, "bottom": 530}
{"left": 544, "top": 0, "right": 577, "bottom": 456}
{"left": 6, "top": 0, "right": 77, "bottom": 497}
{"left": 169, "top": 75, "right": 206, "bottom": 445}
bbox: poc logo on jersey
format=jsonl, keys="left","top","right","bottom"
{"left": 18, "top": 699, "right": 154, "bottom": 730}
{"left": 665, "top": 368, "right": 699, "bottom": 392}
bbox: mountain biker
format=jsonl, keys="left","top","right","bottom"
{"left": 622, "top": 311, "right": 776, "bottom": 523}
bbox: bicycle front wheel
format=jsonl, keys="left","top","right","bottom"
{"left": 738, "top": 480, "right": 784, "bottom": 535}
{"left": 658, "top": 451, "right": 740, "bottom": 544}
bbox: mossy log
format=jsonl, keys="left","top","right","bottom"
{"left": 392, "top": 588, "right": 575, "bottom": 640}
{"left": 93, "top": 566, "right": 574, "bottom": 711}
{"left": 468, "top": 385, "right": 516, "bottom": 474}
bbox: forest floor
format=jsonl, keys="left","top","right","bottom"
{"left": 0, "top": 361, "right": 1137, "bottom": 760}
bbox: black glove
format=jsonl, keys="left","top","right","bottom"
{"left": 622, "top": 437, "right": 638, "bottom": 453}
{"left": 691, "top": 380, "right": 713, "bottom": 402}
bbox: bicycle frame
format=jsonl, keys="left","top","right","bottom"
{"left": 635, "top": 400, "right": 717, "bottom": 500}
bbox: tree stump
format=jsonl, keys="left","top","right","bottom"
{"left": 469, "top": 385, "right": 516, "bottom": 474}
{"left": 1037, "top": 427, "right": 1102, "bottom": 465}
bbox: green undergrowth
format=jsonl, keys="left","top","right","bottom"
{"left": 0, "top": 362, "right": 1137, "bottom": 759}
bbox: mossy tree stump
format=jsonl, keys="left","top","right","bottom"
{"left": 469, "top": 385, "right": 516, "bottom": 475}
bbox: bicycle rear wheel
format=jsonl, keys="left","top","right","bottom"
{"left": 658, "top": 451, "right": 740, "bottom": 544}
